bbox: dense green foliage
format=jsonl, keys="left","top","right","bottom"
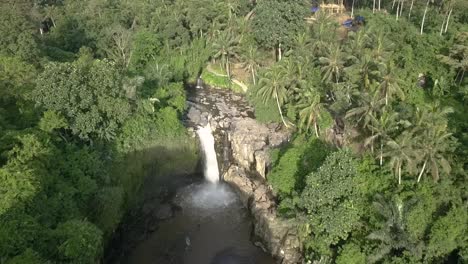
{"left": 1, "top": 0, "right": 467, "bottom": 263}
{"left": 247, "top": 1, "right": 467, "bottom": 263}
{"left": 0, "top": 0, "right": 212, "bottom": 262}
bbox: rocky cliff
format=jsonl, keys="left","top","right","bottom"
{"left": 186, "top": 86, "right": 303, "bottom": 264}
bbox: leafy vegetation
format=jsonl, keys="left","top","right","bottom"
{"left": 0, "top": 0, "right": 467, "bottom": 263}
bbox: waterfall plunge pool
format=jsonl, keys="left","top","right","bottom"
{"left": 120, "top": 181, "right": 275, "bottom": 264}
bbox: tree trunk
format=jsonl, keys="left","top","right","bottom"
{"left": 396, "top": 0, "right": 400, "bottom": 20}
{"left": 226, "top": 57, "right": 231, "bottom": 79}
{"left": 251, "top": 66, "right": 256, "bottom": 85}
{"left": 399, "top": 0, "right": 405, "bottom": 17}
{"left": 379, "top": 0, "right": 381, "bottom": 10}
{"left": 392, "top": 0, "right": 397, "bottom": 9}
{"left": 278, "top": 43, "right": 282, "bottom": 61}
{"left": 417, "top": 159, "right": 427, "bottom": 182}
{"left": 380, "top": 142, "right": 383, "bottom": 166}
{"left": 444, "top": 8, "right": 453, "bottom": 33}
{"left": 50, "top": 16, "right": 56, "bottom": 27}
{"left": 314, "top": 121, "right": 319, "bottom": 137}
{"left": 398, "top": 164, "right": 402, "bottom": 184}
{"left": 408, "top": 0, "right": 414, "bottom": 19}
{"left": 420, "top": 0, "right": 430, "bottom": 35}
{"left": 373, "top": 0, "right": 376, "bottom": 13}
{"left": 440, "top": 14, "right": 446, "bottom": 36}
{"left": 351, "top": 0, "right": 355, "bottom": 17}
{"left": 275, "top": 89, "right": 288, "bottom": 127}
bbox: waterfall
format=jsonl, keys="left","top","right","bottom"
{"left": 197, "top": 122, "right": 219, "bottom": 183}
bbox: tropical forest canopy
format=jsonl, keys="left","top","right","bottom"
{"left": 0, "top": 0, "right": 466, "bottom": 263}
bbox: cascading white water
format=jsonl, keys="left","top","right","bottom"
{"left": 197, "top": 122, "right": 220, "bottom": 183}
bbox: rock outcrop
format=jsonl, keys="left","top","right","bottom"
{"left": 224, "top": 120, "right": 302, "bottom": 264}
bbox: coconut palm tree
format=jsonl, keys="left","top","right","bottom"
{"left": 438, "top": 33, "right": 468, "bottom": 85}
{"left": 412, "top": 105, "right": 454, "bottom": 182}
{"left": 383, "top": 132, "right": 416, "bottom": 184}
{"left": 367, "top": 194, "right": 421, "bottom": 263}
{"left": 345, "top": 86, "right": 385, "bottom": 131}
{"left": 319, "top": 45, "right": 346, "bottom": 84}
{"left": 346, "top": 29, "right": 371, "bottom": 58}
{"left": 377, "top": 62, "right": 405, "bottom": 105}
{"left": 345, "top": 52, "right": 379, "bottom": 90}
{"left": 365, "top": 109, "right": 399, "bottom": 166}
{"left": 296, "top": 85, "right": 325, "bottom": 137}
{"left": 212, "top": 30, "right": 239, "bottom": 79}
{"left": 370, "top": 30, "right": 394, "bottom": 63}
{"left": 310, "top": 12, "right": 337, "bottom": 57}
{"left": 415, "top": 127, "right": 452, "bottom": 182}
{"left": 257, "top": 65, "right": 289, "bottom": 127}
{"left": 240, "top": 44, "right": 262, "bottom": 85}
{"left": 420, "top": 0, "right": 432, "bottom": 34}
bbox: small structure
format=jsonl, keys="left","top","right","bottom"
{"left": 319, "top": 1, "right": 345, "bottom": 14}
{"left": 342, "top": 15, "right": 366, "bottom": 28}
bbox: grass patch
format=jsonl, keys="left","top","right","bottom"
{"left": 201, "top": 70, "right": 245, "bottom": 93}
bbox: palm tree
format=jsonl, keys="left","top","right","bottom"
{"left": 408, "top": 0, "right": 415, "bottom": 19}
{"left": 438, "top": 33, "right": 468, "bottom": 85}
{"left": 412, "top": 105, "right": 454, "bottom": 182}
{"left": 319, "top": 45, "right": 346, "bottom": 84}
{"left": 345, "top": 86, "right": 385, "bottom": 131}
{"left": 346, "top": 30, "right": 371, "bottom": 58}
{"left": 240, "top": 44, "right": 262, "bottom": 85}
{"left": 226, "top": 0, "right": 240, "bottom": 19}
{"left": 257, "top": 65, "right": 289, "bottom": 127}
{"left": 367, "top": 194, "right": 421, "bottom": 263}
{"left": 383, "top": 132, "right": 416, "bottom": 184}
{"left": 377, "top": 62, "right": 405, "bottom": 105}
{"left": 370, "top": 30, "right": 394, "bottom": 63}
{"left": 365, "top": 109, "right": 399, "bottom": 166}
{"left": 296, "top": 85, "right": 325, "bottom": 137}
{"left": 415, "top": 127, "right": 452, "bottom": 182}
{"left": 212, "top": 30, "right": 239, "bottom": 79}
{"left": 420, "top": 0, "right": 432, "bottom": 34}
{"left": 293, "top": 32, "right": 313, "bottom": 57}
{"left": 345, "top": 52, "right": 379, "bottom": 90}
{"left": 310, "top": 13, "right": 337, "bottom": 57}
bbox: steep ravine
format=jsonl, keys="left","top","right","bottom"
{"left": 186, "top": 86, "right": 303, "bottom": 264}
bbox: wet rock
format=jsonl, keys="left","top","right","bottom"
{"left": 187, "top": 107, "right": 201, "bottom": 124}
{"left": 155, "top": 204, "right": 173, "bottom": 220}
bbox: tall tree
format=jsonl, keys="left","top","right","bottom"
{"left": 252, "top": 0, "right": 307, "bottom": 61}
{"left": 240, "top": 44, "right": 262, "bottom": 85}
{"left": 367, "top": 195, "right": 420, "bottom": 263}
{"left": 420, "top": 0, "right": 432, "bottom": 34}
{"left": 212, "top": 30, "right": 239, "bottom": 79}
{"left": 257, "top": 65, "right": 289, "bottom": 127}
{"left": 365, "top": 109, "right": 399, "bottom": 166}
{"left": 412, "top": 105, "right": 454, "bottom": 182}
{"left": 297, "top": 85, "right": 327, "bottom": 137}
{"left": 383, "top": 132, "right": 416, "bottom": 184}
{"left": 33, "top": 59, "right": 132, "bottom": 141}
{"left": 377, "top": 62, "right": 404, "bottom": 105}
{"left": 319, "top": 45, "right": 346, "bottom": 84}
